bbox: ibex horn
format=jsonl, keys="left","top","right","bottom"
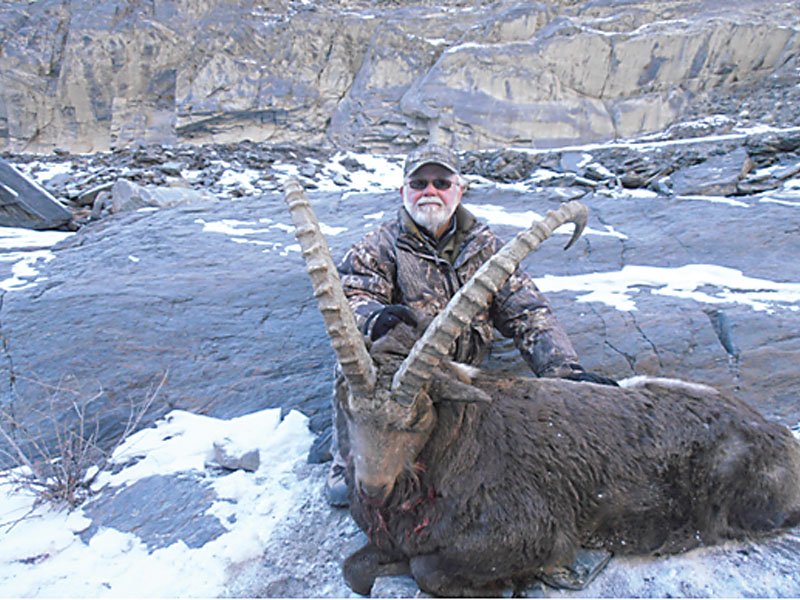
{"left": 391, "top": 200, "right": 588, "bottom": 406}
{"left": 283, "top": 178, "right": 377, "bottom": 399}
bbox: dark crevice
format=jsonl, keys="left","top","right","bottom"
{"left": 590, "top": 202, "right": 627, "bottom": 270}
{"left": 604, "top": 339, "right": 636, "bottom": 371}
{"left": 589, "top": 303, "right": 637, "bottom": 374}
{"left": 703, "top": 307, "right": 740, "bottom": 358}
{"left": 631, "top": 312, "right": 664, "bottom": 369}
{"left": 703, "top": 306, "right": 742, "bottom": 390}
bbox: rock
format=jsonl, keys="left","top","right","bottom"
{"left": 307, "top": 426, "right": 333, "bottom": 464}
{"left": 332, "top": 173, "right": 350, "bottom": 187}
{"left": 210, "top": 438, "right": 260, "bottom": 472}
{"left": 80, "top": 474, "right": 227, "bottom": 550}
{"left": 371, "top": 575, "right": 427, "bottom": 598}
{"left": 76, "top": 181, "right": 115, "bottom": 207}
{"left": 746, "top": 130, "right": 800, "bottom": 163}
{"left": 0, "top": 157, "right": 73, "bottom": 229}
{"left": 91, "top": 190, "right": 111, "bottom": 219}
{"left": 737, "top": 160, "right": 800, "bottom": 195}
{"left": 2, "top": 128, "right": 800, "bottom": 597}
{"left": 670, "top": 147, "right": 751, "bottom": 196}
{"left": 44, "top": 171, "right": 74, "bottom": 190}
{"left": 772, "top": 162, "right": 800, "bottom": 181}
{"left": 299, "top": 163, "right": 317, "bottom": 178}
{"left": 110, "top": 178, "right": 216, "bottom": 213}
{"left": 401, "top": 6, "right": 800, "bottom": 150}
{"left": 222, "top": 462, "right": 363, "bottom": 598}
{"left": 650, "top": 175, "right": 673, "bottom": 195}
{"left": 159, "top": 161, "right": 184, "bottom": 177}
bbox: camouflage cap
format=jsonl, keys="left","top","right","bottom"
{"left": 403, "top": 143, "right": 460, "bottom": 178}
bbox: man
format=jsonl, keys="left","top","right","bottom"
{"left": 327, "top": 143, "right": 615, "bottom": 507}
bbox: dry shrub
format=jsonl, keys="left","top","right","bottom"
{"left": 0, "top": 371, "right": 167, "bottom": 508}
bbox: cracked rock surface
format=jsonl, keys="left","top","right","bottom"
{"left": 1, "top": 181, "right": 798, "bottom": 466}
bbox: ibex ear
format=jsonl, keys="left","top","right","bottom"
{"left": 429, "top": 372, "right": 493, "bottom": 404}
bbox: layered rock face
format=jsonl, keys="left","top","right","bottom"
{"left": 1, "top": 0, "right": 798, "bottom": 153}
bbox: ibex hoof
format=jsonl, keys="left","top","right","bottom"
{"left": 538, "top": 548, "right": 612, "bottom": 591}
{"left": 343, "top": 543, "right": 409, "bottom": 596}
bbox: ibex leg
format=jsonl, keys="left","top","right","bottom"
{"left": 343, "top": 542, "right": 409, "bottom": 596}
{"left": 410, "top": 553, "right": 511, "bottom": 598}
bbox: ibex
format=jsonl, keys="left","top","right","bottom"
{"left": 283, "top": 179, "right": 800, "bottom": 597}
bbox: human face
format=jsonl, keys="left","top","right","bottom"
{"left": 400, "top": 163, "right": 463, "bottom": 238}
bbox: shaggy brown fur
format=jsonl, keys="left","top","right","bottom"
{"left": 344, "top": 325, "right": 800, "bottom": 597}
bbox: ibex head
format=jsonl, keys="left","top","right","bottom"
{"left": 284, "top": 178, "right": 587, "bottom": 504}
{"left": 340, "top": 325, "right": 438, "bottom": 502}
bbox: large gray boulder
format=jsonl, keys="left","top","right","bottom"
{"left": 1, "top": 175, "right": 798, "bottom": 464}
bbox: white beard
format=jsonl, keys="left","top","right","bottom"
{"left": 402, "top": 188, "right": 458, "bottom": 235}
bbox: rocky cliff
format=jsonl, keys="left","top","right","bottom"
{"left": 2, "top": 0, "right": 798, "bottom": 153}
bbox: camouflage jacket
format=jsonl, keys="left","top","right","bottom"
{"left": 338, "top": 204, "right": 582, "bottom": 377}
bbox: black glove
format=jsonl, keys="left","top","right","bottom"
{"left": 563, "top": 370, "right": 619, "bottom": 387}
{"left": 368, "top": 305, "right": 418, "bottom": 341}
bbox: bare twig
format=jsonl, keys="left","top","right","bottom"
{"left": 0, "top": 498, "right": 41, "bottom": 534}
{"left": 0, "top": 370, "right": 169, "bottom": 509}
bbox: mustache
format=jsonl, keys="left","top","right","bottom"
{"left": 414, "top": 197, "right": 445, "bottom": 208}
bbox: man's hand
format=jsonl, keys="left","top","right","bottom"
{"left": 368, "top": 305, "right": 418, "bottom": 341}
{"left": 563, "top": 369, "right": 619, "bottom": 387}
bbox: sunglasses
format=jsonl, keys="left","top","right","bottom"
{"left": 407, "top": 178, "right": 455, "bottom": 191}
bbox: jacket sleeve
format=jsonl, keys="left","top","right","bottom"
{"left": 337, "top": 228, "right": 396, "bottom": 334}
{"left": 488, "top": 237, "right": 582, "bottom": 378}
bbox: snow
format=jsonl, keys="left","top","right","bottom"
{"left": 193, "top": 216, "right": 345, "bottom": 254}
{"left": 216, "top": 168, "right": 261, "bottom": 195}
{"left": 601, "top": 187, "right": 659, "bottom": 200}
{"left": 504, "top": 124, "right": 800, "bottom": 155}
{"left": 0, "top": 249, "right": 59, "bottom": 291}
{"left": 17, "top": 161, "right": 73, "bottom": 185}
{"left": 464, "top": 202, "right": 629, "bottom": 239}
{"left": 194, "top": 218, "right": 273, "bottom": 236}
{"left": 538, "top": 264, "right": 800, "bottom": 313}
{"left": 0, "top": 227, "right": 73, "bottom": 250}
{"left": 272, "top": 151, "right": 403, "bottom": 195}
{"left": 0, "top": 408, "right": 315, "bottom": 597}
{"left": 0, "top": 226, "right": 73, "bottom": 291}
{"left": 761, "top": 196, "right": 800, "bottom": 207}
{"left": 676, "top": 194, "right": 751, "bottom": 208}
{"left": 323, "top": 151, "right": 404, "bottom": 193}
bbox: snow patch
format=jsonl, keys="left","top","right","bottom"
{"left": 0, "top": 408, "right": 314, "bottom": 597}
{"left": 463, "top": 202, "right": 628, "bottom": 240}
{"left": 538, "top": 264, "right": 800, "bottom": 312}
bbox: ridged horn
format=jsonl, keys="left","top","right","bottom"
{"left": 283, "top": 178, "right": 377, "bottom": 399}
{"left": 391, "top": 200, "right": 588, "bottom": 406}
